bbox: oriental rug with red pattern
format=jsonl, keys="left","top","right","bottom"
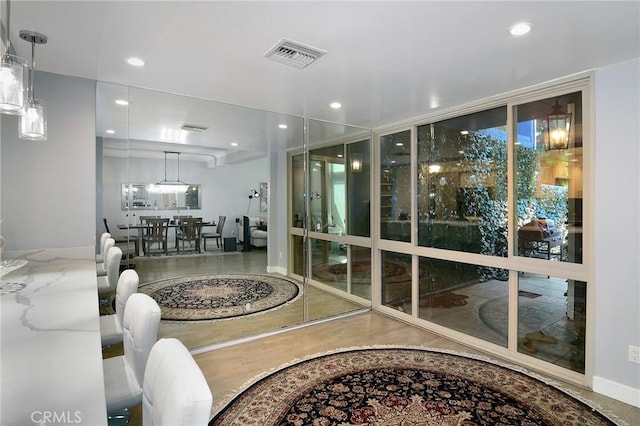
{"left": 210, "top": 347, "right": 620, "bottom": 425}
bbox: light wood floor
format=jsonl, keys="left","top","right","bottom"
{"left": 110, "top": 250, "right": 639, "bottom": 426}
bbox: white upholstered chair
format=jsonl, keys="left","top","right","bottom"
{"left": 96, "top": 232, "right": 111, "bottom": 263}
{"left": 103, "top": 293, "right": 161, "bottom": 416}
{"left": 142, "top": 338, "right": 213, "bottom": 426}
{"left": 97, "top": 246, "right": 123, "bottom": 308}
{"left": 96, "top": 238, "right": 115, "bottom": 277}
{"left": 100, "top": 269, "right": 140, "bottom": 347}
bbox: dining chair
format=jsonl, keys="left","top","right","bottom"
{"left": 96, "top": 238, "right": 115, "bottom": 277}
{"left": 100, "top": 269, "right": 140, "bottom": 348}
{"left": 202, "top": 215, "right": 225, "bottom": 251}
{"left": 141, "top": 218, "right": 170, "bottom": 256}
{"left": 96, "top": 232, "right": 111, "bottom": 263}
{"left": 103, "top": 293, "right": 161, "bottom": 417}
{"left": 142, "top": 338, "right": 212, "bottom": 426}
{"left": 176, "top": 217, "right": 203, "bottom": 253}
{"left": 97, "top": 244, "right": 122, "bottom": 309}
{"left": 103, "top": 217, "right": 139, "bottom": 258}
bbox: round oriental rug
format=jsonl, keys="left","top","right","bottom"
{"left": 313, "top": 259, "right": 416, "bottom": 285}
{"left": 139, "top": 274, "right": 300, "bottom": 321}
{"left": 210, "top": 347, "right": 620, "bottom": 425}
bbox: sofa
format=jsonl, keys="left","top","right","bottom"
{"left": 239, "top": 216, "right": 267, "bottom": 248}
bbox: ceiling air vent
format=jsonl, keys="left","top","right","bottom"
{"left": 180, "top": 124, "right": 208, "bottom": 132}
{"left": 264, "top": 38, "right": 327, "bottom": 69}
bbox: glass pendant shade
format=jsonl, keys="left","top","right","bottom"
{"left": 0, "top": 53, "right": 25, "bottom": 114}
{"left": 19, "top": 98, "right": 47, "bottom": 140}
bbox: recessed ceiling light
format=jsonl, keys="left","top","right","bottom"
{"left": 278, "top": 124, "right": 288, "bottom": 129}
{"left": 337, "top": 154, "right": 343, "bottom": 158}
{"left": 115, "top": 99, "right": 129, "bottom": 106}
{"left": 126, "top": 57, "right": 145, "bottom": 67}
{"left": 508, "top": 22, "right": 532, "bottom": 36}
{"left": 395, "top": 142, "right": 403, "bottom": 146}
{"left": 329, "top": 102, "right": 342, "bottom": 109}
{"left": 230, "top": 142, "right": 238, "bottom": 147}
{"left": 460, "top": 130, "right": 469, "bottom": 135}
{"left": 105, "top": 129, "right": 115, "bottom": 134}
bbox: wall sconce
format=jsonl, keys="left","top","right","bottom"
{"left": 545, "top": 100, "right": 571, "bottom": 151}
{"left": 350, "top": 153, "right": 363, "bottom": 173}
{"left": 18, "top": 30, "right": 48, "bottom": 140}
{"left": 0, "top": 0, "right": 26, "bottom": 114}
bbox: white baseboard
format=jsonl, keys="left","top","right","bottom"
{"left": 593, "top": 375, "right": 640, "bottom": 408}
{"left": 267, "top": 265, "right": 287, "bottom": 275}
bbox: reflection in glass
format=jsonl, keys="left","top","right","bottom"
{"left": 292, "top": 234, "right": 305, "bottom": 276}
{"left": 347, "top": 140, "right": 371, "bottom": 237}
{"left": 380, "top": 130, "right": 411, "bottom": 242}
{"left": 381, "top": 250, "right": 412, "bottom": 314}
{"left": 418, "top": 257, "right": 508, "bottom": 347}
{"left": 309, "top": 145, "right": 345, "bottom": 234}
{"left": 518, "top": 273, "right": 586, "bottom": 373}
{"left": 515, "top": 92, "right": 583, "bottom": 264}
{"left": 417, "top": 107, "right": 507, "bottom": 255}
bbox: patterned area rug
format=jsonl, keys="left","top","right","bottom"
{"left": 139, "top": 274, "right": 300, "bottom": 321}
{"left": 210, "top": 347, "right": 620, "bottom": 425}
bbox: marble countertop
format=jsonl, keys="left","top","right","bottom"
{"left": 1, "top": 248, "right": 107, "bottom": 426}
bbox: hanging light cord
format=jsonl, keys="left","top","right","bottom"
{"left": 5, "top": 0, "right": 11, "bottom": 53}
{"left": 28, "top": 36, "right": 35, "bottom": 100}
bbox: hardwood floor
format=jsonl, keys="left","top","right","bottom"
{"left": 110, "top": 249, "right": 639, "bottom": 426}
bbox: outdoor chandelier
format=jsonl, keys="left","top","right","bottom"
{"left": 350, "top": 153, "right": 363, "bottom": 173}
{"left": 148, "top": 151, "right": 189, "bottom": 194}
{"left": 0, "top": 0, "right": 25, "bottom": 114}
{"left": 545, "top": 100, "right": 571, "bottom": 151}
{"left": 18, "top": 30, "right": 47, "bottom": 141}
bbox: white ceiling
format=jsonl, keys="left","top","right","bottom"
{"left": 5, "top": 1, "right": 639, "bottom": 161}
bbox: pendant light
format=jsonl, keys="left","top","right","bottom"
{"left": 18, "top": 30, "right": 47, "bottom": 141}
{"left": 149, "top": 151, "right": 190, "bottom": 194}
{"left": 0, "top": 0, "right": 26, "bottom": 114}
{"left": 544, "top": 99, "right": 571, "bottom": 151}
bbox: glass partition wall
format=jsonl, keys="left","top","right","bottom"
{"left": 375, "top": 83, "right": 589, "bottom": 381}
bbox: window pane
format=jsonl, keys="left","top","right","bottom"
{"left": 351, "top": 246, "right": 371, "bottom": 300}
{"left": 515, "top": 92, "right": 583, "bottom": 264}
{"left": 381, "top": 251, "right": 412, "bottom": 314}
{"left": 292, "top": 234, "right": 304, "bottom": 276}
{"left": 518, "top": 273, "right": 586, "bottom": 373}
{"left": 292, "top": 154, "right": 305, "bottom": 228}
{"left": 380, "top": 130, "right": 411, "bottom": 242}
{"left": 311, "top": 239, "right": 346, "bottom": 291}
{"left": 417, "top": 107, "right": 508, "bottom": 256}
{"left": 347, "top": 140, "right": 371, "bottom": 237}
{"left": 309, "top": 145, "right": 346, "bottom": 234}
{"left": 418, "top": 257, "right": 508, "bottom": 347}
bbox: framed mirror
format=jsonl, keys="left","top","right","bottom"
{"left": 121, "top": 183, "right": 201, "bottom": 210}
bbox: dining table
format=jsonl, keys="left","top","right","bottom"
{"left": 0, "top": 247, "right": 108, "bottom": 426}
{"left": 118, "top": 221, "right": 216, "bottom": 256}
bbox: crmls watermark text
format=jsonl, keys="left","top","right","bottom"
{"left": 30, "top": 411, "right": 82, "bottom": 424}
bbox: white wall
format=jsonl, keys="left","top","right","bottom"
{"left": 101, "top": 155, "right": 268, "bottom": 242}
{"left": 1, "top": 71, "right": 96, "bottom": 251}
{"left": 592, "top": 57, "right": 640, "bottom": 406}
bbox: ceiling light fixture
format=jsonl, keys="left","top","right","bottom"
{"left": 329, "top": 102, "right": 342, "bottom": 109}
{"left": 230, "top": 142, "right": 238, "bottom": 147}
{"left": 126, "top": 57, "right": 145, "bottom": 67}
{"left": 115, "top": 99, "right": 129, "bottom": 106}
{"left": 508, "top": 22, "right": 532, "bottom": 36}
{"left": 105, "top": 129, "right": 115, "bottom": 134}
{"left": 148, "top": 151, "right": 189, "bottom": 194}
{"left": 0, "top": 0, "right": 26, "bottom": 114}
{"left": 18, "top": 30, "right": 48, "bottom": 141}
{"left": 278, "top": 124, "right": 288, "bottom": 129}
